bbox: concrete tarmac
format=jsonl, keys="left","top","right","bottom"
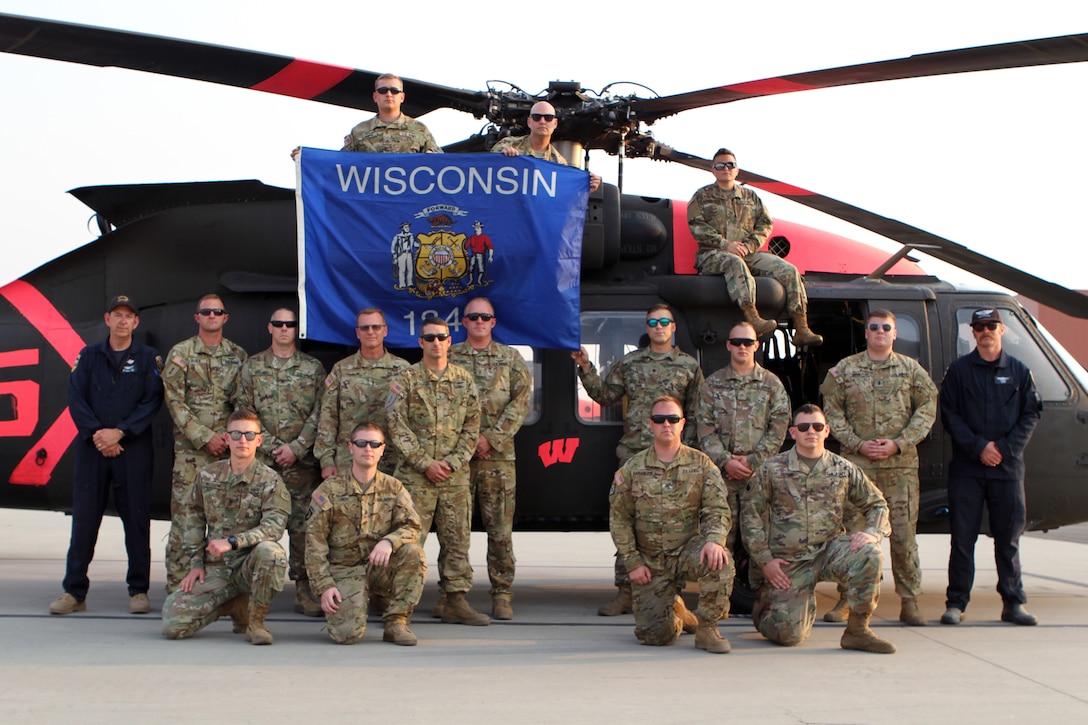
{"left": 1, "top": 508, "right": 1086, "bottom": 724}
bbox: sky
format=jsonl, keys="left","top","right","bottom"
{"left": 1, "top": 0, "right": 1086, "bottom": 291}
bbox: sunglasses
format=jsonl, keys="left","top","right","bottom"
{"left": 793, "top": 422, "right": 826, "bottom": 432}
{"left": 375, "top": 86, "right": 403, "bottom": 95}
{"left": 649, "top": 414, "right": 682, "bottom": 424}
{"left": 226, "top": 430, "right": 259, "bottom": 441}
{"left": 529, "top": 113, "right": 556, "bottom": 122}
{"left": 270, "top": 320, "right": 298, "bottom": 328}
{"left": 351, "top": 439, "right": 385, "bottom": 448}
{"left": 868, "top": 323, "right": 893, "bottom": 332}
{"left": 646, "top": 318, "right": 672, "bottom": 328}
{"left": 972, "top": 322, "right": 1000, "bottom": 331}
{"left": 357, "top": 324, "right": 386, "bottom": 332}
{"left": 198, "top": 308, "right": 226, "bottom": 316}
{"left": 421, "top": 333, "right": 450, "bottom": 342}
{"left": 465, "top": 313, "right": 494, "bottom": 321}
{"left": 712, "top": 161, "right": 738, "bottom": 170}
{"left": 728, "top": 337, "right": 757, "bottom": 347}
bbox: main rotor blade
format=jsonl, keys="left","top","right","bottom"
{"left": 635, "top": 33, "right": 1088, "bottom": 122}
{"left": 0, "top": 12, "right": 487, "bottom": 117}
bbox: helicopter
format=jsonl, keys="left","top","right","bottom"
{"left": 2, "top": 10, "right": 1088, "bottom": 557}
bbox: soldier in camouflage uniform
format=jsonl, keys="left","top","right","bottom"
{"left": 306, "top": 422, "right": 425, "bottom": 645}
{"left": 491, "top": 101, "right": 601, "bottom": 191}
{"left": 315, "top": 308, "right": 409, "bottom": 479}
{"left": 741, "top": 404, "right": 895, "bottom": 653}
{"left": 387, "top": 318, "right": 489, "bottom": 626}
{"left": 162, "top": 409, "right": 289, "bottom": 645}
{"left": 573, "top": 304, "right": 704, "bottom": 621}
{"left": 162, "top": 294, "right": 247, "bottom": 593}
{"left": 688, "top": 148, "right": 822, "bottom": 346}
{"left": 235, "top": 308, "right": 326, "bottom": 617}
{"left": 696, "top": 322, "right": 791, "bottom": 551}
{"left": 820, "top": 309, "right": 938, "bottom": 626}
{"left": 449, "top": 298, "right": 532, "bottom": 620}
{"left": 610, "top": 396, "right": 733, "bottom": 654}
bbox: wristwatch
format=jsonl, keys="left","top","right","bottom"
{"left": 228, "top": 535, "right": 238, "bottom": 550}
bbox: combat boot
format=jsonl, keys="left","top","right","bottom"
{"left": 294, "top": 580, "right": 323, "bottom": 617}
{"left": 694, "top": 615, "right": 731, "bottom": 654}
{"left": 245, "top": 601, "right": 274, "bottom": 645}
{"left": 597, "top": 585, "right": 633, "bottom": 616}
{"left": 791, "top": 311, "right": 824, "bottom": 347}
{"left": 741, "top": 304, "right": 778, "bottom": 338}
{"left": 383, "top": 616, "right": 418, "bottom": 646}
{"left": 823, "top": 595, "right": 850, "bottom": 623}
{"left": 216, "top": 595, "right": 250, "bottom": 633}
{"left": 841, "top": 611, "right": 896, "bottom": 654}
{"left": 674, "top": 595, "right": 698, "bottom": 634}
{"left": 492, "top": 596, "right": 514, "bottom": 621}
{"left": 899, "top": 598, "right": 927, "bottom": 626}
{"left": 441, "top": 592, "right": 490, "bottom": 626}
{"left": 431, "top": 593, "right": 447, "bottom": 618}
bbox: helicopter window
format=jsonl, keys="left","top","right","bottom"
{"left": 889, "top": 314, "right": 922, "bottom": 361}
{"left": 576, "top": 312, "right": 650, "bottom": 424}
{"left": 511, "top": 345, "right": 541, "bottom": 426}
{"left": 955, "top": 308, "right": 1070, "bottom": 402}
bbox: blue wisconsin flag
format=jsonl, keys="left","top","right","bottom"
{"left": 297, "top": 149, "right": 587, "bottom": 348}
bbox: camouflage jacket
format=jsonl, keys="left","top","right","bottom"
{"left": 696, "top": 363, "right": 790, "bottom": 472}
{"left": 342, "top": 114, "right": 442, "bottom": 154}
{"left": 314, "top": 350, "right": 409, "bottom": 472}
{"left": 387, "top": 362, "right": 481, "bottom": 478}
{"left": 449, "top": 340, "right": 532, "bottom": 461}
{"left": 820, "top": 351, "right": 938, "bottom": 469}
{"left": 687, "top": 183, "right": 773, "bottom": 272}
{"left": 234, "top": 348, "right": 326, "bottom": 469}
{"left": 609, "top": 444, "right": 729, "bottom": 574}
{"left": 490, "top": 135, "right": 569, "bottom": 165}
{"left": 180, "top": 458, "right": 289, "bottom": 571}
{"left": 163, "top": 335, "right": 247, "bottom": 450}
{"left": 305, "top": 470, "right": 422, "bottom": 595}
{"left": 741, "top": 449, "right": 889, "bottom": 568}
{"left": 578, "top": 346, "right": 704, "bottom": 460}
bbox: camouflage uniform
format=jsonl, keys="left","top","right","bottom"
{"left": 490, "top": 135, "right": 569, "bottom": 165}
{"left": 609, "top": 444, "right": 734, "bottom": 646}
{"left": 820, "top": 351, "right": 937, "bottom": 599}
{"left": 696, "top": 363, "right": 790, "bottom": 549}
{"left": 342, "top": 115, "right": 442, "bottom": 154}
{"left": 161, "top": 459, "right": 289, "bottom": 639}
{"left": 305, "top": 471, "right": 426, "bottom": 644}
{"left": 162, "top": 336, "right": 247, "bottom": 592}
{"left": 449, "top": 341, "right": 532, "bottom": 600}
{"left": 235, "top": 348, "right": 326, "bottom": 583}
{"left": 579, "top": 346, "right": 704, "bottom": 587}
{"left": 315, "top": 350, "right": 409, "bottom": 477}
{"left": 740, "top": 449, "right": 890, "bottom": 646}
{"left": 387, "top": 362, "right": 480, "bottom": 594}
{"left": 688, "top": 183, "right": 807, "bottom": 314}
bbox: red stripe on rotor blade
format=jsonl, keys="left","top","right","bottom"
{"left": 250, "top": 60, "right": 355, "bottom": 98}
{"left": 9, "top": 407, "right": 76, "bottom": 486}
{"left": 747, "top": 181, "right": 817, "bottom": 197}
{"left": 0, "top": 280, "right": 86, "bottom": 364}
{"left": 721, "top": 78, "right": 817, "bottom": 95}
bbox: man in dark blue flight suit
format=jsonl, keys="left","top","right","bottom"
{"left": 938, "top": 307, "right": 1042, "bottom": 627}
{"left": 49, "top": 295, "right": 165, "bottom": 615}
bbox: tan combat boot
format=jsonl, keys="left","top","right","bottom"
{"left": 791, "top": 311, "right": 824, "bottom": 347}
{"left": 674, "top": 595, "right": 698, "bottom": 634}
{"left": 823, "top": 594, "right": 850, "bottom": 623}
{"left": 245, "top": 601, "right": 274, "bottom": 645}
{"left": 694, "top": 615, "right": 732, "bottom": 654}
{"left": 441, "top": 592, "right": 490, "bottom": 626}
{"left": 841, "top": 610, "right": 896, "bottom": 654}
{"left": 294, "top": 580, "right": 323, "bottom": 617}
{"left": 216, "top": 595, "right": 251, "bottom": 633}
{"left": 383, "top": 615, "right": 419, "bottom": 646}
{"left": 741, "top": 304, "right": 778, "bottom": 338}
{"left": 899, "top": 598, "right": 927, "bottom": 626}
{"left": 597, "top": 585, "right": 633, "bottom": 616}
{"left": 492, "top": 596, "right": 514, "bottom": 621}
{"left": 431, "top": 592, "right": 446, "bottom": 618}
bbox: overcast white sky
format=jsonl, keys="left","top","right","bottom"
{"left": 1, "top": 0, "right": 1086, "bottom": 290}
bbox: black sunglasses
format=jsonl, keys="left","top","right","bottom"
{"left": 350, "top": 439, "right": 385, "bottom": 448}
{"left": 421, "top": 333, "right": 450, "bottom": 342}
{"left": 226, "top": 430, "right": 259, "bottom": 441}
{"left": 375, "top": 86, "right": 403, "bottom": 95}
{"left": 646, "top": 318, "right": 672, "bottom": 328}
{"left": 793, "top": 422, "right": 826, "bottom": 432}
{"left": 728, "top": 337, "right": 757, "bottom": 347}
{"left": 649, "top": 414, "right": 682, "bottom": 424}
{"left": 712, "top": 161, "right": 738, "bottom": 170}
{"left": 868, "top": 323, "right": 893, "bottom": 332}
{"left": 270, "top": 320, "right": 298, "bottom": 328}
{"left": 198, "top": 308, "right": 226, "bottom": 316}
{"left": 972, "top": 322, "right": 1000, "bottom": 331}
{"left": 465, "top": 313, "right": 494, "bottom": 321}
{"left": 529, "top": 113, "right": 556, "bottom": 122}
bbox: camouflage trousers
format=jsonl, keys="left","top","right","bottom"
{"left": 400, "top": 469, "right": 474, "bottom": 594}
{"left": 841, "top": 467, "right": 922, "bottom": 599}
{"left": 699, "top": 249, "right": 808, "bottom": 313}
{"left": 165, "top": 446, "right": 219, "bottom": 594}
{"left": 470, "top": 459, "right": 516, "bottom": 598}
{"left": 161, "top": 541, "right": 287, "bottom": 639}
{"left": 751, "top": 536, "right": 883, "bottom": 646}
{"left": 277, "top": 463, "right": 321, "bottom": 583}
{"left": 632, "top": 537, "right": 735, "bottom": 646}
{"left": 725, "top": 476, "right": 748, "bottom": 552}
{"left": 320, "top": 543, "right": 426, "bottom": 644}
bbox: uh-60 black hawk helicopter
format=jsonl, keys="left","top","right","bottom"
{"left": 2, "top": 14, "right": 1088, "bottom": 605}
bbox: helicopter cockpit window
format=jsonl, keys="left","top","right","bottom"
{"left": 955, "top": 308, "right": 1070, "bottom": 402}
{"left": 888, "top": 315, "right": 922, "bottom": 362}
{"left": 512, "top": 345, "right": 541, "bottom": 426}
{"left": 576, "top": 312, "right": 650, "bottom": 424}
